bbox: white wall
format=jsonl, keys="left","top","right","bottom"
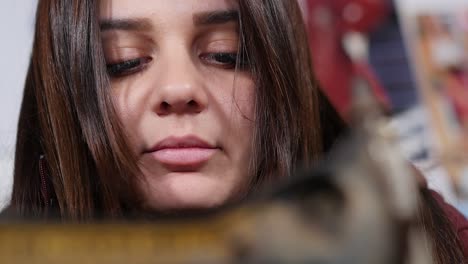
{"left": 0, "top": 1, "right": 37, "bottom": 209}
{"left": 395, "top": 0, "right": 468, "bottom": 14}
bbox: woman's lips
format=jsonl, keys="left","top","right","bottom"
{"left": 145, "top": 136, "right": 218, "bottom": 170}
{"left": 151, "top": 148, "right": 217, "bottom": 168}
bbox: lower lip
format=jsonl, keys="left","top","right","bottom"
{"left": 149, "top": 148, "right": 217, "bottom": 168}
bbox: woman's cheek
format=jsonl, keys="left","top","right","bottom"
{"left": 111, "top": 85, "right": 145, "bottom": 152}
{"left": 234, "top": 74, "right": 256, "bottom": 121}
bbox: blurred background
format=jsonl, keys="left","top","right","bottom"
{"left": 0, "top": 1, "right": 37, "bottom": 209}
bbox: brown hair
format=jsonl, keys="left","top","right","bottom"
{"left": 11, "top": 0, "right": 141, "bottom": 220}
{"left": 418, "top": 188, "right": 466, "bottom": 263}
{"left": 10, "top": 0, "right": 323, "bottom": 219}
{"left": 238, "top": 0, "right": 322, "bottom": 190}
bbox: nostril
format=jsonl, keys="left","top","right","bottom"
{"left": 157, "top": 99, "right": 204, "bottom": 115}
{"left": 161, "top": 101, "right": 170, "bottom": 111}
{"left": 187, "top": 100, "right": 203, "bottom": 113}
{"left": 187, "top": 100, "right": 197, "bottom": 108}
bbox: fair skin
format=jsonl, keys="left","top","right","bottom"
{"left": 100, "top": 0, "right": 255, "bottom": 212}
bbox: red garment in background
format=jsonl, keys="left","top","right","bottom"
{"left": 304, "top": 0, "right": 390, "bottom": 118}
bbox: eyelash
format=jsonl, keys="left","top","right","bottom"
{"left": 106, "top": 52, "right": 249, "bottom": 78}
{"left": 107, "top": 57, "right": 151, "bottom": 77}
{"left": 200, "top": 52, "right": 246, "bottom": 69}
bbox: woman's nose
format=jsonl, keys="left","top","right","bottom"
{"left": 155, "top": 83, "right": 206, "bottom": 116}
{"left": 152, "top": 54, "right": 208, "bottom": 116}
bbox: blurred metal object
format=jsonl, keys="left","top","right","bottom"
{"left": 343, "top": 30, "right": 419, "bottom": 220}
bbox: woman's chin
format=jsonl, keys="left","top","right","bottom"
{"left": 140, "top": 175, "right": 234, "bottom": 213}
{"left": 155, "top": 195, "right": 225, "bottom": 212}
{"left": 141, "top": 196, "right": 228, "bottom": 218}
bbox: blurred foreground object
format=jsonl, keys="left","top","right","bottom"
{"left": 0, "top": 85, "right": 430, "bottom": 263}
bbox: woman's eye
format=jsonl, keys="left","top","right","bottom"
{"left": 106, "top": 57, "right": 151, "bottom": 77}
{"left": 201, "top": 53, "right": 248, "bottom": 69}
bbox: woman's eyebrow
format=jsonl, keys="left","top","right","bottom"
{"left": 193, "top": 10, "right": 239, "bottom": 26}
{"left": 100, "top": 18, "right": 153, "bottom": 32}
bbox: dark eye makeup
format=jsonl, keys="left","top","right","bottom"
{"left": 200, "top": 52, "right": 249, "bottom": 69}
{"left": 201, "top": 52, "right": 237, "bottom": 68}
{"left": 107, "top": 57, "right": 152, "bottom": 77}
{"left": 106, "top": 51, "right": 249, "bottom": 78}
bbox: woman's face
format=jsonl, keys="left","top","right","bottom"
{"left": 100, "top": 0, "right": 255, "bottom": 211}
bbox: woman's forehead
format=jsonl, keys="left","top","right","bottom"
{"left": 99, "top": 0, "right": 239, "bottom": 20}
